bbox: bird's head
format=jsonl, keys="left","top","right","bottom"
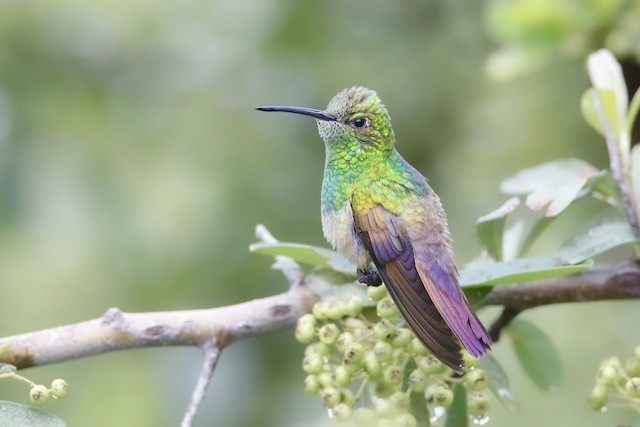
{"left": 257, "top": 86, "right": 395, "bottom": 158}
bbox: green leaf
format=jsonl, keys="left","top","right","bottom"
{"left": 304, "top": 272, "right": 369, "bottom": 304}
{"left": 587, "top": 49, "right": 628, "bottom": 130}
{"left": 519, "top": 216, "right": 554, "bottom": 257}
{"left": 581, "top": 88, "right": 604, "bottom": 135}
{"left": 444, "top": 384, "right": 468, "bottom": 427}
{"left": 502, "top": 220, "right": 525, "bottom": 261}
{"left": 632, "top": 145, "right": 640, "bottom": 230}
{"left": 581, "top": 88, "right": 619, "bottom": 135}
{"left": 0, "top": 401, "right": 66, "bottom": 427}
{"left": 460, "top": 256, "right": 592, "bottom": 288}
{"left": 475, "top": 197, "right": 520, "bottom": 260}
{"left": 478, "top": 354, "right": 518, "bottom": 413}
{"left": 249, "top": 242, "right": 356, "bottom": 275}
{"left": 589, "top": 169, "right": 620, "bottom": 205}
{"left": 629, "top": 85, "right": 640, "bottom": 134}
{"left": 409, "top": 390, "right": 431, "bottom": 426}
{"left": 507, "top": 318, "right": 563, "bottom": 391}
{"left": 555, "top": 222, "right": 638, "bottom": 264}
{"left": 500, "top": 159, "right": 603, "bottom": 217}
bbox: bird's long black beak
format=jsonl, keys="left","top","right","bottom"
{"left": 256, "top": 106, "right": 336, "bottom": 122}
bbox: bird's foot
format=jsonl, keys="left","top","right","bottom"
{"left": 357, "top": 266, "right": 382, "bottom": 287}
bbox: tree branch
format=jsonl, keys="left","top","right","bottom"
{"left": 482, "top": 260, "right": 640, "bottom": 338}
{"left": 0, "top": 286, "right": 316, "bottom": 370}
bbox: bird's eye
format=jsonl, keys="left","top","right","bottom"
{"left": 352, "top": 117, "right": 368, "bottom": 128}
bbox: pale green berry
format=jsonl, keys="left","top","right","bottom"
{"left": 374, "top": 398, "right": 397, "bottom": 418}
{"left": 334, "top": 365, "right": 352, "bottom": 387}
{"left": 635, "top": 345, "right": 640, "bottom": 361}
{"left": 383, "top": 365, "right": 403, "bottom": 385}
{"left": 432, "top": 386, "right": 454, "bottom": 407}
{"left": 625, "top": 377, "right": 640, "bottom": 398}
{"left": 340, "top": 388, "right": 356, "bottom": 406}
{"left": 408, "top": 338, "right": 428, "bottom": 356}
{"left": 336, "top": 332, "right": 355, "bottom": 353}
{"left": 462, "top": 349, "right": 479, "bottom": 368}
{"left": 302, "top": 353, "right": 323, "bottom": 374}
{"left": 374, "top": 341, "right": 394, "bottom": 363}
{"left": 394, "top": 413, "right": 417, "bottom": 427}
{"left": 625, "top": 357, "right": 640, "bottom": 377}
{"left": 303, "top": 375, "right": 320, "bottom": 393}
{"left": 295, "top": 321, "right": 316, "bottom": 344}
{"left": 298, "top": 313, "right": 316, "bottom": 327}
{"left": 596, "top": 365, "right": 617, "bottom": 385}
{"left": 391, "top": 328, "right": 413, "bottom": 348}
{"left": 50, "top": 379, "right": 69, "bottom": 398}
{"left": 352, "top": 407, "right": 377, "bottom": 425}
{"left": 332, "top": 402, "right": 352, "bottom": 422}
{"left": 416, "top": 355, "right": 444, "bottom": 375}
{"left": 321, "top": 386, "right": 341, "bottom": 407}
{"left": 392, "top": 348, "right": 408, "bottom": 363}
{"left": 588, "top": 384, "right": 607, "bottom": 411}
{"left": 305, "top": 342, "right": 330, "bottom": 357}
{"left": 367, "top": 284, "right": 388, "bottom": 301}
{"left": 345, "top": 296, "right": 364, "bottom": 317}
{"left": 389, "top": 391, "right": 410, "bottom": 410}
{"left": 374, "top": 320, "right": 396, "bottom": 341}
{"left": 319, "top": 323, "right": 340, "bottom": 345}
{"left": 468, "top": 391, "right": 490, "bottom": 416}
{"left": 466, "top": 368, "right": 488, "bottom": 391}
{"left": 342, "top": 360, "right": 362, "bottom": 374}
{"left": 372, "top": 382, "right": 398, "bottom": 398}
{"left": 318, "top": 372, "right": 334, "bottom": 388}
{"left": 326, "top": 301, "right": 347, "bottom": 320}
{"left": 343, "top": 342, "right": 364, "bottom": 362}
{"left": 315, "top": 342, "right": 332, "bottom": 356}
{"left": 343, "top": 317, "right": 368, "bottom": 332}
{"left": 363, "top": 351, "right": 382, "bottom": 377}
{"left": 601, "top": 356, "right": 621, "bottom": 371}
{"left": 408, "top": 369, "right": 428, "bottom": 392}
{"left": 312, "top": 301, "right": 330, "bottom": 320}
{"left": 377, "top": 297, "right": 400, "bottom": 319}
{"left": 29, "top": 385, "right": 49, "bottom": 404}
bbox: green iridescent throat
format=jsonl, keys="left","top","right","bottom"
{"left": 321, "top": 147, "right": 426, "bottom": 213}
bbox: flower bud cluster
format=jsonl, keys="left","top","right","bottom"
{"left": 589, "top": 346, "right": 640, "bottom": 413}
{"left": 295, "top": 285, "right": 491, "bottom": 424}
{"left": 29, "top": 379, "right": 69, "bottom": 404}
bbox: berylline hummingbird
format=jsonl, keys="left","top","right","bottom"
{"left": 257, "top": 87, "right": 491, "bottom": 370}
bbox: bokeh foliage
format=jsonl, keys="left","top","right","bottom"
{"left": 0, "top": 0, "right": 639, "bottom": 426}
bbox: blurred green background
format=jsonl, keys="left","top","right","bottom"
{"left": 1, "top": 0, "right": 639, "bottom": 426}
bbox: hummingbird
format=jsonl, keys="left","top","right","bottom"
{"left": 257, "top": 86, "right": 491, "bottom": 369}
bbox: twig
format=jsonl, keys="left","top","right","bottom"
{"left": 482, "top": 260, "right": 640, "bottom": 338}
{"left": 181, "top": 339, "right": 221, "bottom": 427}
{"left": 487, "top": 307, "right": 521, "bottom": 342}
{"left": 591, "top": 92, "right": 640, "bottom": 236}
{"left": 256, "top": 224, "right": 304, "bottom": 287}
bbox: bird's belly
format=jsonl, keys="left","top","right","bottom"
{"left": 321, "top": 204, "right": 370, "bottom": 267}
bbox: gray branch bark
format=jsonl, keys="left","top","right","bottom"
{"left": 482, "top": 260, "right": 640, "bottom": 340}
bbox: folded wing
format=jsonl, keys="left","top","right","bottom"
{"left": 354, "top": 204, "right": 491, "bottom": 370}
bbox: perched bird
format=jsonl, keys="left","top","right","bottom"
{"left": 257, "top": 87, "right": 491, "bottom": 370}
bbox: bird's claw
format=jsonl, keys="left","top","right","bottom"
{"left": 357, "top": 266, "right": 383, "bottom": 287}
